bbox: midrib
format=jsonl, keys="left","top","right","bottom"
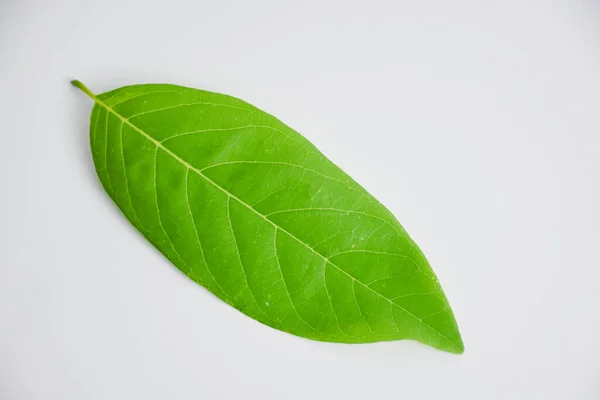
{"left": 93, "top": 96, "right": 458, "bottom": 351}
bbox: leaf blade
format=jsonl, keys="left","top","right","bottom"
{"left": 74, "top": 80, "right": 464, "bottom": 353}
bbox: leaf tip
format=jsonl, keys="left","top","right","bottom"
{"left": 444, "top": 331, "right": 464, "bottom": 354}
{"left": 452, "top": 339, "right": 465, "bottom": 355}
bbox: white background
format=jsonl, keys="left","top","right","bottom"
{"left": 1, "top": 0, "right": 599, "bottom": 398}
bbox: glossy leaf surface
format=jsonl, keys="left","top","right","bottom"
{"left": 73, "top": 80, "right": 463, "bottom": 353}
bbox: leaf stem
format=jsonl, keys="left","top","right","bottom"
{"left": 71, "top": 79, "right": 100, "bottom": 102}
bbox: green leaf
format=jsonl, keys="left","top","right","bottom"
{"left": 72, "top": 80, "right": 463, "bottom": 354}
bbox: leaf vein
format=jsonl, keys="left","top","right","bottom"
{"left": 272, "top": 228, "right": 324, "bottom": 335}
{"left": 153, "top": 147, "right": 189, "bottom": 270}
{"left": 184, "top": 168, "right": 228, "bottom": 298}
{"left": 127, "top": 100, "right": 252, "bottom": 120}
{"left": 351, "top": 280, "right": 379, "bottom": 336}
{"left": 103, "top": 109, "right": 114, "bottom": 194}
{"left": 118, "top": 121, "right": 143, "bottom": 227}
{"left": 201, "top": 160, "right": 349, "bottom": 188}
{"left": 227, "top": 196, "right": 272, "bottom": 321}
